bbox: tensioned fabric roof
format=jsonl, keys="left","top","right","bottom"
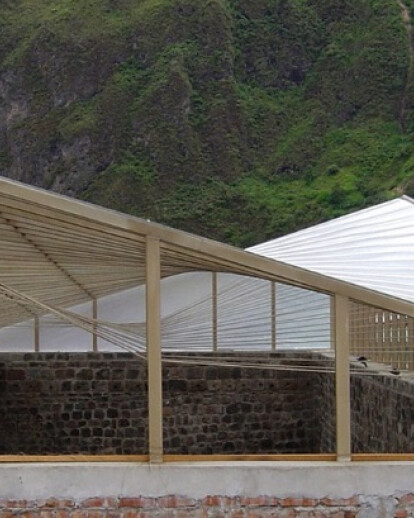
{"left": 148, "top": 196, "right": 414, "bottom": 352}
{"left": 250, "top": 196, "right": 414, "bottom": 303}
{"left": 0, "top": 176, "right": 412, "bottom": 339}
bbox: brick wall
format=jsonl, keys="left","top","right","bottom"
{"left": 1, "top": 493, "right": 414, "bottom": 517}
{"left": 0, "top": 352, "right": 323, "bottom": 455}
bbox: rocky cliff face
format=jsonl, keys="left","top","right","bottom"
{"left": 1, "top": 0, "right": 414, "bottom": 245}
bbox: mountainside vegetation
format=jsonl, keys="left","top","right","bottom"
{"left": 2, "top": 0, "right": 414, "bottom": 246}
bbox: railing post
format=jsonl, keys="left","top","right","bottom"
{"left": 212, "top": 272, "right": 218, "bottom": 352}
{"left": 334, "top": 294, "right": 351, "bottom": 461}
{"left": 146, "top": 236, "right": 163, "bottom": 463}
{"left": 271, "top": 281, "right": 276, "bottom": 351}
{"left": 92, "top": 298, "right": 98, "bottom": 352}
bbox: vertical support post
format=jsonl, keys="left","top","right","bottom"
{"left": 34, "top": 315, "right": 40, "bottom": 352}
{"left": 406, "top": 316, "right": 410, "bottom": 370}
{"left": 271, "top": 281, "right": 276, "bottom": 351}
{"left": 408, "top": 317, "right": 411, "bottom": 369}
{"left": 212, "top": 272, "right": 218, "bottom": 352}
{"left": 92, "top": 298, "right": 98, "bottom": 352}
{"left": 146, "top": 236, "right": 163, "bottom": 463}
{"left": 334, "top": 294, "right": 351, "bottom": 462}
{"left": 410, "top": 316, "right": 414, "bottom": 370}
{"left": 330, "top": 296, "right": 335, "bottom": 351}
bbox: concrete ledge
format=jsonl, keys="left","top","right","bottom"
{"left": 1, "top": 461, "right": 414, "bottom": 500}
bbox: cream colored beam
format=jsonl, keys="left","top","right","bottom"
{"left": 330, "top": 296, "right": 335, "bottom": 351}
{"left": 92, "top": 298, "right": 98, "bottom": 352}
{"left": 212, "top": 272, "right": 218, "bottom": 352}
{"left": 0, "top": 178, "right": 414, "bottom": 318}
{"left": 271, "top": 282, "right": 276, "bottom": 351}
{"left": 146, "top": 237, "right": 163, "bottom": 463}
{"left": 334, "top": 294, "right": 351, "bottom": 462}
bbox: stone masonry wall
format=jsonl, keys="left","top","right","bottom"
{"left": 314, "top": 356, "right": 414, "bottom": 454}
{"left": 163, "top": 357, "right": 320, "bottom": 454}
{"left": 316, "top": 371, "right": 336, "bottom": 453}
{"left": 351, "top": 370, "right": 414, "bottom": 453}
{"left": 0, "top": 352, "right": 148, "bottom": 455}
{"left": 2, "top": 351, "right": 414, "bottom": 455}
{"left": 0, "top": 352, "right": 322, "bottom": 455}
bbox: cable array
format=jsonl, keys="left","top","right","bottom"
{"left": 0, "top": 187, "right": 413, "bottom": 378}
{"left": 0, "top": 279, "right": 408, "bottom": 376}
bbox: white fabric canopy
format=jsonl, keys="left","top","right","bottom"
{"left": 250, "top": 196, "right": 414, "bottom": 303}
{"left": 1, "top": 196, "right": 413, "bottom": 352}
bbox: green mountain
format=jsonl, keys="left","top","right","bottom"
{"left": 2, "top": 0, "right": 414, "bottom": 246}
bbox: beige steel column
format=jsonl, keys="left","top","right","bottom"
{"left": 271, "top": 281, "right": 276, "bottom": 351}
{"left": 330, "top": 296, "right": 335, "bottom": 351}
{"left": 92, "top": 298, "right": 98, "bottom": 352}
{"left": 34, "top": 316, "right": 40, "bottom": 352}
{"left": 334, "top": 294, "right": 351, "bottom": 461}
{"left": 212, "top": 272, "right": 218, "bottom": 352}
{"left": 146, "top": 236, "right": 163, "bottom": 463}
{"left": 410, "top": 316, "right": 414, "bottom": 370}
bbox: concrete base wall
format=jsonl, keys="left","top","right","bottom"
{"left": 0, "top": 462, "right": 414, "bottom": 516}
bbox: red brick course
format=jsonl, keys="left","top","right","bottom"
{"left": 394, "top": 511, "right": 408, "bottom": 518}
{"left": 0, "top": 493, "right": 411, "bottom": 516}
{"left": 119, "top": 499, "right": 155, "bottom": 509}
